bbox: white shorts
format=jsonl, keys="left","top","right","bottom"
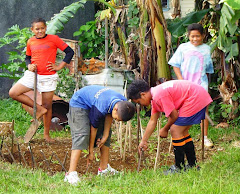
{"left": 17, "top": 70, "right": 59, "bottom": 92}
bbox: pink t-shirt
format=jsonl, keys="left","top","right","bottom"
{"left": 151, "top": 80, "right": 212, "bottom": 117}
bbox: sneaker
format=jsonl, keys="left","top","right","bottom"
{"left": 204, "top": 137, "right": 213, "bottom": 148}
{"left": 64, "top": 171, "right": 80, "bottom": 185}
{"left": 185, "top": 164, "right": 201, "bottom": 171}
{"left": 163, "top": 165, "right": 180, "bottom": 175}
{"left": 98, "top": 164, "right": 119, "bottom": 176}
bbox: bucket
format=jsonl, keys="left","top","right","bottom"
{"left": 82, "top": 68, "right": 124, "bottom": 95}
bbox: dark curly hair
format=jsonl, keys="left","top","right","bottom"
{"left": 127, "top": 79, "right": 150, "bottom": 100}
{"left": 31, "top": 18, "right": 46, "bottom": 27}
{"left": 187, "top": 23, "right": 204, "bottom": 35}
{"left": 117, "top": 101, "right": 136, "bottom": 121}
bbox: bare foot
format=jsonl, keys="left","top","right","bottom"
{"left": 36, "top": 107, "right": 47, "bottom": 120}
{"left": 44, "top": 136, "right": 55, "bottom": 143}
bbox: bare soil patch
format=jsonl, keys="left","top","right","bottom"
{"left": 0, "top": 132, "right": 218, "bottom": 175}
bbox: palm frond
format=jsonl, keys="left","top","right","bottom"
{"left": 47, "top": 1, "right": 86, "bottom": 34}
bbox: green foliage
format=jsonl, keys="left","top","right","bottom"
{"left": 46, "top": 0, "right": 86, "bottom": 34}
{"left": 127, "top": 0, "right": 140, "bottom": 29}
{"left": 55, "top": 68, "right": 78, "bottom": 101}
{"left": 222, "top": 0, "right": 240, "bottom": 10}
{"left": 0, "top": 25, "right": 33, "bottom": 80}
{"left": 73, "top": 20, "right": 105, "bottom": 59}
{"left": 167, "top": 9, "right": 210, "bottom": 44}
{"left": 217, "top": 3, "right": 240, "bottom": 61}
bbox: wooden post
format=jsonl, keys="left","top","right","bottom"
{"left": 154, "top": 114, "right": 162, "bottom": 171}
{"left": 201, "top": 119, "right": 204, "bottom": 161}
{"left": 136, "top": 104, "right": 140, "bottom": 145}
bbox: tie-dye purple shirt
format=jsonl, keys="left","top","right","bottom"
{"left": 169, "top": 42, "right": 214, "bottom": 91}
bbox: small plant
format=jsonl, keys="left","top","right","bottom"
{"left": 73, "top": 20, "right": 105, "bottom": 59}
{"left": 55, "top": 68, "right": 78, "bottom": 101}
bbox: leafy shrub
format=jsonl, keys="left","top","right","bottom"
{"left": 0, "top": 25, "right": 33, "bottom": 80}
{"left": 73, "top": 20, "right": 105, "bottom": 59}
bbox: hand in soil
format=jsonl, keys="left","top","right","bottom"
{"left": 138, "top": 140, "right": 148, "bottom": 152}
{"left": 87, "top": 152, "right": 94, "bottom": 167}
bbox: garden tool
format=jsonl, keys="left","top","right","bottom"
{"left": 24, "top": 69, "right": 41, "bottom": 143}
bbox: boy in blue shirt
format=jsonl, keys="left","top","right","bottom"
{"left": 64, "top": 85, "right": 136, "bottom": 185}
{"left": 168, "top": 23, "right": 214, "bottom": 147}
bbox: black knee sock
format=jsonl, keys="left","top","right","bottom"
{"left": 172, "top": 137, "right": 186, "bottom": 169}
{"left": 184, "top": 135, "right": 197, "bottom": 167}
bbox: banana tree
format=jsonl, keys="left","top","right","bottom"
{"left": 136, "top": 0, "right": 172, "bottom": 85}
{"left": 215, "top": 0, "right": 240, "bottom": 119}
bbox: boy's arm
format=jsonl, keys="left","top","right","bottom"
{"left": 173, "top": 67, "right": 184, "bottom": 80}
{"left": 47, "top": 46, "right": 74, "bottom": 71}
{"left": 87, "top": 125, "right": 97, "bottom": 166}
{"left": 97, "top": 114, "right": 113, "bottom": 148}
{"left": 139, "top": 112, "right": 160, "bottom": 151}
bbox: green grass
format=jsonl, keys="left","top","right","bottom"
{"left": 0, "top": 98, "right": 240, "bottom": 193}
{"left": 0, "top": 98, "right": 71, "bottom": 138}
{"left": 0, "top": 143, "right": 240, "bottom": 193}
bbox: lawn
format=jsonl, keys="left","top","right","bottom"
{"left": 0, "top": 98, "right": 240, "bottom": 193}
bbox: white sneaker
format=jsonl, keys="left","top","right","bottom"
{"left": 98, "top": 164, "right": 119, "bottom": 176}
{"left": 64, "top": 171, "right": 80, "bottom": 185}
{"left": 204, "top": 137, "right": 213, "bottom": 147}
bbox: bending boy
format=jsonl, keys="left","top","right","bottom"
{"left": 127, "top": 79, "right": 212, "bottom": 174}
{"left": 168, "top": 23, "right": 214, "bottom": 147}
{"left": 64, "top": 85, "right": 136, "bottom": 185}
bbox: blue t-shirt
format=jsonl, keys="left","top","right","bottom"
{"left": 70, "top": 85, "right": 126, "bottom": 128}
{"left": 168, "top": 42, "right": 214, "bottom": 90}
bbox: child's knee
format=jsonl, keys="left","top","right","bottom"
{"left": 9, "top": 88, "right": 17, "bottom": 99}
{"left": 42, "top": 102, "right": 52, "bottom": 110}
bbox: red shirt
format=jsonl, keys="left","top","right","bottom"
{"left": 26, "top": 34, "right": 68, "bottom": 75}
{"left": 151, "top": 80, "right": 212, "bottom": 117}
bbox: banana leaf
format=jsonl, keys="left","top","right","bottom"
{"left": 168, "top": 9, "right": 210, "bottom": 39}
{"left": 47, "top": 1, "right": 86, "bottom": 34}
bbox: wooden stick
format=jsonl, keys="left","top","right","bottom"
{"left": 33, "top": 69, "right": 37, "bottom": 123}
{"left": 136, "top": 104, "right": 140, "bottom": 145}
{"left": 139, "top": 117, "right": 144, "bottom": 139}
{"left": 119, "top": 121, "right": 123, "bottom": 158}
{"left": 129, "top": 120, "right": 132, "bottom": 152}
{"left": 168, "top": 137, "right": 172, "bottom": 153}
{"left": 123, "top": 122, "right": 128, "bottom": 161}
{"left": 201, "top": 119, "right": 204, "bottom": 161}
{"left": 154, "top": 113, "right": 162, "bottom": 171}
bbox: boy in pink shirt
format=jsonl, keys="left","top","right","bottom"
{"left": 127, "top": 79, "right": 212, "bottom": 173}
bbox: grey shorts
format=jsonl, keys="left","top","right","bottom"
{"left": 67, "top": 106, "right": 112, "bottom": 150}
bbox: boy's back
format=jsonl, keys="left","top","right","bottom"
{"left": 151, "top": 80, "right": 212, "bottom": 117}
{"left": 70, "top": 85, "right": 126, "bottom": 128}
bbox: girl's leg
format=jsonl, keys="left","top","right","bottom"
{"left": 42, "top": 91, "right": 54, "bottom": 142}
{"left": 9, "top": 83, "right": 47, "bottom": 119}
